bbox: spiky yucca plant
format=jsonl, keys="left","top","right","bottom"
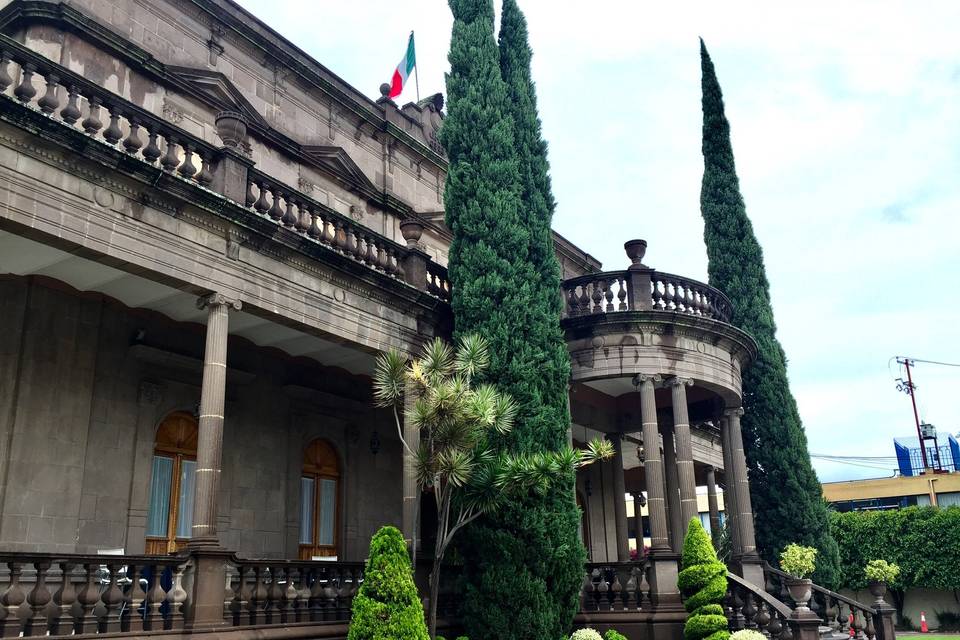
{"left": 374, "top": 335, "right": 613, "bottom": 639}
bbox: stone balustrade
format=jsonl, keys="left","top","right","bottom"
{"left": 579, "top": 560, "right": 651, "bottom": 613}
{"left": 561, "top": 240, "right": 733, "bottom": 323}
{"left": 0, "top": 34, "right": 451, "bottom": 304}
{"left": 0, "top": 553, "right": 187, "bottom": 637}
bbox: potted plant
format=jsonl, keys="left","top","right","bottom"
{"left": 864, "top": 560, "right": 900, "bottom": 606}
{"left": 779, "top": 543, "right": 818, "bottom": 610}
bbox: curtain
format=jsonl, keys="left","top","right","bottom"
{"left": 318, "top": 479, "right": 337, "bottom": 546}
{"left": 299, "top": 477, "right": 315, "bottom": 545}
{"left": 147, "top": 456, "right": 173, "bottom": 537}
{"left": 176, "top": 460, "right": 196, "bottom": 539}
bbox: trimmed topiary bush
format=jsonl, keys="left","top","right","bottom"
{"left": 347, "top": 526, "right": 429, "bottom": 640}
{"left": 604, "top": 631, "right": 628, "bottom": 640}
{"left": 679, "top": 518, "right": 730, "bottom": 640}
{"left": 570, "top": 630, "right": 603, "bottom": 640}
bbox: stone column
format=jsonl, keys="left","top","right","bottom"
{"left": 661, "top": 424, "right": 683, "bottom": 552}
{"left": 725, "top": 407, "right": 763, "bottom": 585}
{"left": 636, "top": 374, "right": 683, "bottom": 612}
{"left": 191, "top": 293, "right": 240, "bottom": 545}
{"left": 609, "top": 433, "right": 630, "bottom": 562}
{"left": 705, "top": 466, "right": 721, "bottom": 549}
{"left": 632, "top": 492, "right": 646, "bottom": 553}
{"left": 187, "top": 293, "right": 240, "bottom": 630}
{"left": 720, "top": 415, "right": 742, "bottom": 557}
{"left": 669, "top": 377, "right": 699, "bottom": 530}
{"left": 637, "top": 375, "right": 668, "bottom": 550}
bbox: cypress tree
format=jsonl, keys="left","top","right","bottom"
{"left": 698, "top": 39, "right": 840, "bottom": 586}
{"left": 456, "top": 1, "right": 583, "bottom": 638}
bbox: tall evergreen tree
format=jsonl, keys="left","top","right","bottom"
{"left": 456, "top": 1, "right": 584, "bottom": 638}
{"left": 698, "top": 39, "right": 840, "bottom": 586}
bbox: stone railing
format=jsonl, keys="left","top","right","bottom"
{"left": 224, "top": 558, "right": 364, "bottom": 627}
{"left": 763, "top": 564, "right": 894, "bottom": 640}
{"left": 0, "top": 35, "right": 451, "bottom": 304}
{"left": 0, "top": 553, "right": 188, "bottom": 637}
{"left": 726, "top": 571, "right": 798, "bottom": 640}
{"left": 578, "top": 560, "right": 651, "bottom": 613}
{"left": 561, "top": 240, "right": 733, "bottom": 323}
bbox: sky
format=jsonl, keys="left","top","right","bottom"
{"left": 235, "top": 0, "right": 960, "bottom": 482}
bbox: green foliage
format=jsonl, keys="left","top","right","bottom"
{"left": 679, "top": 519, "right": 730, "bottom": 640}
{"left": 442, "top": 0, "right": 583, "bottom": 639}
{"left": 698, "top": 39, "right": 839, "bottom": 586}
{"left": 865, "top": 559, "right": 900, "bottom": 583}
{"left": 830, "top": 507, "right": 960, "bottom": 591}
{"left": 779, "top": 543, "right": 817, "bottom": 579}
{"left": 934, "top": 610, "right": 960, "bottom": 632}
{"left": 570, "top": 630, "right": 603, "bottom": 640}
{"left": 347, "top": 526, "right": 428, "bottom": 640}
{"left": 604, "top": 631, "right": 628, "bottom": 640}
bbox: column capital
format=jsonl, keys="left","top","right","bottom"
{"left": 723, "top": 406, "right": 745, "bottom": 418}
{"left": 632, "top": 373, "right": 662, "bottom": 387}
{"left": 197, "top": 292, "right": 242, "bottom": 311}
{"left": 666, "top": 376, "right": 694, "bottom": 388}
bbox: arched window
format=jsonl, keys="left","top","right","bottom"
{"left": 299, "top": 439, "right": 340, "bottom": 560}
{"left": 145, "top": 411, "right": 198, "bottom": 555}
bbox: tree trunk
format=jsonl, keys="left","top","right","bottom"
{"left": 428, "top": 490, "right": 450, "bottom": 639}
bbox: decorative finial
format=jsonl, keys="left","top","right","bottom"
{"left": 377, "top": 83, "right": 394, "bottom": 105}
{"left": 624, "top": 239, "right": 648, "bottom": 268}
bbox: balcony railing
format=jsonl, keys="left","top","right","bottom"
{"left": 561, "top": 241, "right": 733, "bottom": 323}
{"left": 0, "top": 34, "right": 450, "bottom": 304}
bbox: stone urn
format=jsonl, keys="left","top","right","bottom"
{"left": 624, "top": 239, "right": 648, "bottom": 267}
{"left": 399, "top": 219, "right": 425, "bottom": 248}
{"left": 786, "top": 578, "right": 813, "bottom": 611}
{"left": 868, "top": 580, "right": 888, "bottom": 606}
{"left": 215, "top": 110, "right": 247, "bottom": 148}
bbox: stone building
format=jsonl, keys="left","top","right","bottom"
{"left": 0, "top": 1, "right": 889, "bottom": 639}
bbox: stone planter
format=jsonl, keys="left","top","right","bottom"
{"left": 624, "top": 239, "right": 647, "bottom": 266}
{"left": 215, "top": 110, "right": 247, "bottom": 148}
{"left": 868, "top": 580, "right": 888, "bottom": 606}
{"left": 786, "top": 578, "right": 813, "bottom": 610}
{"left": 399, "top": 219, "right": 425, "bottom": 248}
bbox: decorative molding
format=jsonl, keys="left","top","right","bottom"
{"left": 197, "top": 292, "right": 242, "bottom": 311}
{"left": 161, "top": 98, "right": 185, "bottom": 125}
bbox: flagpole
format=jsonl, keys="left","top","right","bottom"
{"left": 412, "top": 30, "right": 420, "bottom": 102}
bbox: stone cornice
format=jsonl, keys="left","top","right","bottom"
{"left": 0, "top": 0, "right": 444, "bottom": 218}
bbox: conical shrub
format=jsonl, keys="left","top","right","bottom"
{"left": 678, "top": 518, "right": 730, "bottom": 640}
{"left": 347, "top": 526, "right": 429, "bottom": 640}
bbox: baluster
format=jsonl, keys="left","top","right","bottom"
{"left": 0, "top": 51, "right": 11, "bottom": 92}
{"left": 322, "top": 566, "right": 339, "bottom": 621}
{"left": 826, "top": 596, "right": 840, "bottom": 632}
{"left": 835, "top": 602, "right": 849, "bottom": 636}
{"left": 851, "top": 608, "right": 864, "bottom": 640}
{"left": 364, "top": 236, "right": 377, "bottom": 266}
{"left": 253, "top": 181, "right": 270, "bottom": 214}
{"left": 126, "top": 563, "right": 147, "bottom": 632}
{"left": 622, "top": 565, "right": 638, "bottom": 610}
{"left": 123, "top": 117, "right": 144, "bottom": 155}
{"left": 166, "top": 565, "right": 187, "bottom": 630}
{"left": 222, "top": 569, "right": 233, "bottom": 625}
{"left": 75, "top": 563, "right": 99, "bottom": 635}
{"left": 14, "top": 62, "right": 37, "bottom": 103}
{"left": 300, "top": 203, "right": 314, "bottom": 235}
{"left": 609, "top": 567, "right": 624, "bottom": 611}
{"left": 267, "top": 189, "right": 284, "bottom": 222}
{"left": 768, "top": 613, "right": 784, "bottom": 640}
{"left": 178, "top": 143, "right": 197, "bottom": 178}
{"left": 578, "top": 285, "right": 591, "bottom": 315}
{"left": 248, "top": 566, "right": 266, "bottom": 625}
{"left": 638, "top": 562, "right": 651, "bottom": 610}
{"left": 196, "top": 150, "right": 214, "bottom": 185}
{"left": 580, "top": 571, "right": 595, "bottom": 612}
{"left": 37, "top": 72, "right": 60, "bottom": 114}
{"left": 0, "top": 561, "right": 24, "bottom": 637}
{"left": 651, "top": 280, "right": 664, "bottom": 309}
{"left": 664, "top": 281, "right": 677, "bottom": 311}
{"left": 309, "top": 566, "right": 325, "bottom": 622}
{"left": 266, "top": 566, "right": 283, "bottom": 624}
{"left": 604, "top": 279, "right": 615, "bottom": 312}
{"left": 280, "top": 567, "right": 297, "bottom": 623}
{"left": 591, "top": 280, "right": 604, "bottom": 313}
{"left": 281, "top": 195, "right": 298, "bottom": 228}
{"left": 60, "top": 85, "right": 81, "bottom": 124}
{"left": 103, "top": 105, "right": 124, "bottom": 145}
{"left": 142, "top": 564, "right": 164, "bottom": 630}
{"left": 617, "top": 277, "right": 628, "bottom": 310}
{"left": 338, "top": 567, "right": 354, "bottom": 620}
{"left": 295, "top": 566, "right": 310, "bottom": 622}
{"left": 352, "top": 230, "right": 365, "bottom": 262}
{"left": 565, "top": 287, "right": 579, "bottom": 317}
{"left": 101, "top": 562, "right": 125, "bottom": 632}
{"left": 231, "top": 566, "right": 249, "bottom": 627}
{"left": 24, "top": 560, "right": 51, "bottom": 636}
{"left": 728, "top": 586, "right": 745, "bottom": 630}
{"left": 307, "top": 207, "right": 321, "bottom": 239}
{"left": 81, "top": 95, "right": 103, "bottom": 135}
{"left": 755, "top": 601, "right": 772, "bottom": 635}
{"left": 742, "top": 591, "right": 758, "bottom": 629}
{"left": 160, "top": 137, "right": 180, "bottom": 172}
{"left": 142, "top": 129, "right": 162, "bottom": 164}
{"left": 375, "top": 240, "right": 387, "bottom": 271}
{"left": 865, "top": 609, "right": 876, "bottom": 640}
{"left": 595, "top": 567, "right": 610, "bottom": 611}
{"left": 245, "top": 179, "right": 257, "bottom": 208}
{"left": 49, "top": 561, "right": 75, "bottom": 636}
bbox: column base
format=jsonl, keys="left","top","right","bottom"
{"left": 646, "top": 549, "right": 685, "bottom": 613}
{"left": 185, "top": 546, "right": 234, "bottom": 630}
{"left": 732, "top": 551, "right": 765, "bottom": 587}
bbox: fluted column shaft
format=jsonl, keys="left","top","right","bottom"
{"left": 705, "top": 466, "right": 721, "bottom": 548}
{"left": 720, "top": 416, "right": 742, "bottom": 556}
{"left": 190, "top": 294, "right": 239, "bottom": 546}
{"left": 670, "top": 378, "right": 699, "bottom": 531}
{"left": 610, "top": 434, "right": 630, "bottom": 562}
{"left": 633, "top": 493, "right": 646, "bottom": 553}
{"left": 661, "top": 424, "right": 683, "bottom": 552}
{"left": 725, "top": 407, "right": 757, "bottom": 555}
{"left": 638, "top": 375, "right": 669, "bottom": 550}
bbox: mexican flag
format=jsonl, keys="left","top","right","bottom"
{"left": 389, "top": 32, "right": 416, "bottom": 99}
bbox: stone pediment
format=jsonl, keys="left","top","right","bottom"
{"left": 301, "top": 145, "right": 378, "bottom": 194}
{"left": 167, "top": 66, "right": 269, "bottom": 130}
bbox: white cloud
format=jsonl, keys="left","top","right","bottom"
{"left": 236, "top": 0, "right": 960, "bottom": 481}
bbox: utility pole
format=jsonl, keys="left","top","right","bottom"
{"left": 898, "top": 357, "right": 929, "bottom": 471}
